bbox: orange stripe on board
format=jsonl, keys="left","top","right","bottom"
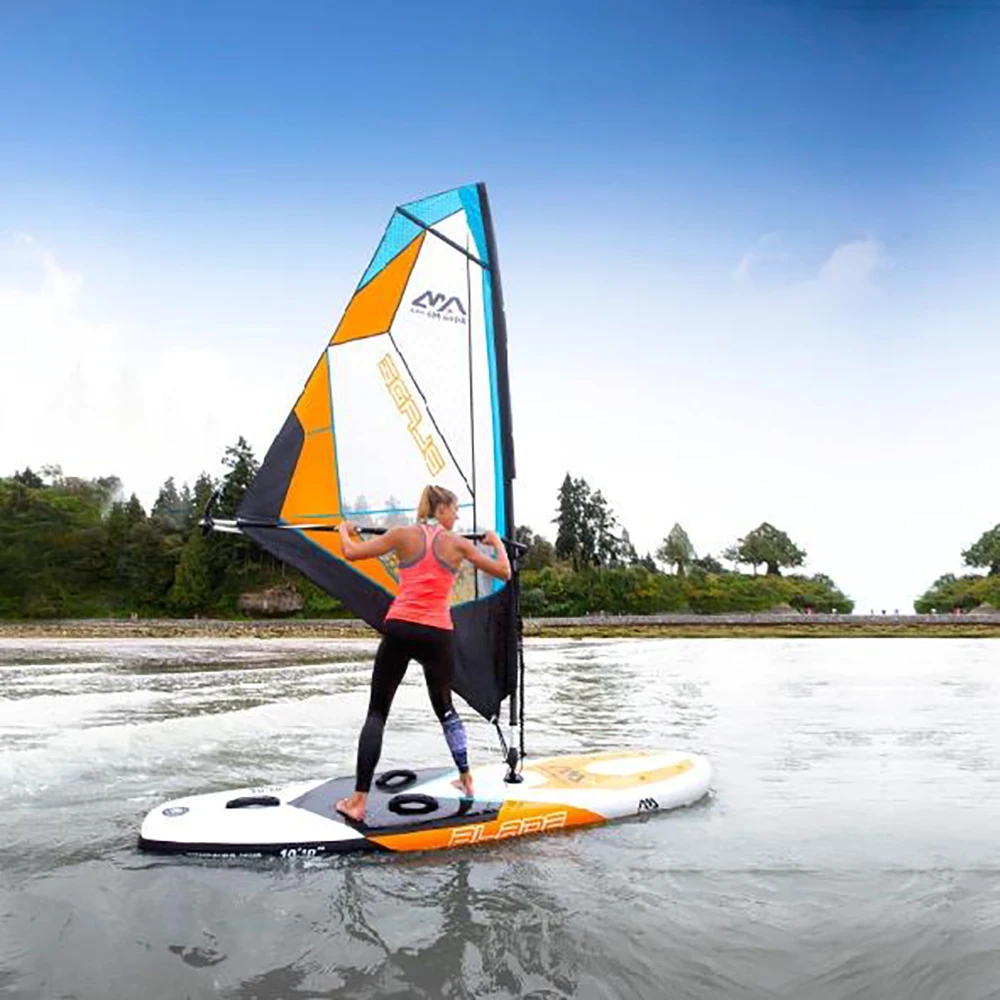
{"left": 331, "top": 233, "right": 425, "bottom": 346}
{"left": 368, "top": 799, "right": 605, "bottom": 853}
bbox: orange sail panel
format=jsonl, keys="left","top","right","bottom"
{"left": 280, "top": 353, "right": 340, "bottom": 522}
{"left": 331, "top": 233, "right": 425, "bottom": 346}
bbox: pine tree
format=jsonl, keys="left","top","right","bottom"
{"left": 219, "top": 437, "right": 259, "bottom": 515}
{"left": 170, "top": 529, "right": 212, "bottom": 613}
{"left": 554, "top": 474, "right": 582, "bottom": 568}
{"left": 188, "top": 472, "right": 217, "bottom": 531}
{"left": 213, "top": 438, "right": 261, "bottom": 583}
{"left": 152, "top": 477, "right": 184, "bottom": 531}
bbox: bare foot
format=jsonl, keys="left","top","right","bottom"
{"left": 451, "top": 771, "right": 474, "bottom": 799}
{"left": 335, "top": 793, "right": 367, "bottom": 823}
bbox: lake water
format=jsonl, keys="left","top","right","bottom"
{"left": 1, "top": 636, "right": 999, "bottom": 999}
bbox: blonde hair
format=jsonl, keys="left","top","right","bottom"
{"left": 417, "top": 485, "right": 458, "bottom": 522}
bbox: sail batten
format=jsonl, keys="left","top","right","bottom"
{"left": 236, "top": 183, "right": 516, "bottom": 721}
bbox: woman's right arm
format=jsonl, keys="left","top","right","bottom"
{"left": 339, "top": 523, "right": 404, "bottom": 562}
{"left": 456, "top": 531, "right": 512, "bottom": 582}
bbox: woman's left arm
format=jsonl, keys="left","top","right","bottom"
{"left": 339, "top": 523, "right": 401, "bottom": 562}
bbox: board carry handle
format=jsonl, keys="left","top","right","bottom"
{"left": 375, "top": 769, "right": 417, "bottom": 791}
{"left": 225, "top": 795, "right": 281, "bottom": 809}
{"left": 387, "top": 793, "right": 438, "bottom": 816}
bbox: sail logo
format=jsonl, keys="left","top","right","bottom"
{"left": 378, "top": 354, "right": 446, "bottom": 476}
{"left": 411, "top": 290, "right": 467, "bottom": 324}
{"left": 446, "top": 811, "right": 568, "bottom": 847}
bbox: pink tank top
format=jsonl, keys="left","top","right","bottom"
{"left": 384, "top": 524, "right": 458, "bottom": 631}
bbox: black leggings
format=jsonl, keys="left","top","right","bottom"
{"left": 354, "top": 619, "right": 468, "bottom": 793}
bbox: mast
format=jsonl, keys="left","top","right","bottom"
{"left": 477, "top": 183, "right": 525, "bottom": 771}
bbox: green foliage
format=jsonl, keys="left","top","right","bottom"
{"left": 656, "top": 523, "right": 695, "bottom": 576}
{"left": 554, "top": 474, "right": 585, "bottom": 568}
{"left": 520, "top": 565, "right": 852, "bottom": 617}
{"left": 727, "top": 522, "right": 806, "bottom": 576}
{"left": 12, "top": 467, "right": 44, "bottom": 489}
{"left": 962, "top": 524, "right": 1000, "bottom": 576}
{"left": 915, "top": 522, "right": 1000, "bottom": 611}
{"left": 553, "top": 474, "right": 632, "bottom": 569}
{"left": 0, "top": 439, "right": 322, "bottom": 621}
{"left": 914, "top": 573, "right": 1000, "bottom": 613}
{"left": 0, "top": 474, "right": 121, "bottom": 617}
{"left": 169, "top": 529, "right": 212, "bottom": 612}
{"left": 0, "top": 450, "right": 853, "bottom": 622}
{"left": 516, "top": 525, "right": 557, "bottom": 571}
{"left": 693, "top": 553, "right": 726, "bottom": 574}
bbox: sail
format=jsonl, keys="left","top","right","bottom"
{"left": 237, "top": 183, "right": 517, "bottom": 721}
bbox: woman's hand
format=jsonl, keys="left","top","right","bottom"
{"left": 339, "top": 523, "right": 400, "bottom": 562}
{"left": 483, "top": 529, "right": 503, "bottom": 552}
{"left": 458, "top": 530, "right": 511, "bottom": 581}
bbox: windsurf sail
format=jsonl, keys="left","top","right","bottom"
{"left": 225, "top": 184, "right": 519, "bottom": 726}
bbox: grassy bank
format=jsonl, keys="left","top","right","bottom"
{"left": 1, "top": 614, "right": 999, "bottom": 640}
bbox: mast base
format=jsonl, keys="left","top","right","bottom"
{"left": 503, "top": 747, "right": 524, "bottom": 784}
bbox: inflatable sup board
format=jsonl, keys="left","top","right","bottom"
{"left": 139, "top": 750, "right": 711, "bottom": 856}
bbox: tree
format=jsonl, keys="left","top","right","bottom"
{"left": 516, "top": 525, "right": 556, "bottom": 571}
{"left": 178, "top": 482, "right": 193, "bottom": 526}
{"left": 151, "top": 477, "right": 185, "bottom": 531}
{"left": 12, "top": 467, "right": 44, "bottom": 489}
{"left": 382, "top": 495, "right": 408, "bottom": 527}
{"left": 962, "top": 524, "right": 1000, "bottom": 576}
{"left": 554, "top": 474, "right": 585, "bottom": 569}
{"left": 619, "top": 529, "right": 640, "bottom": 567}
{"left": 346, "top": 494, "right": 375, "bottom": 527}
{"left": 554, "top": 474, "right": 635, "bottom": 569}
{"left": 105, "top": 493, "right": 147, "bottom": 588}
{"left": 657, "top": 523, "right": 695, "bottom": 576}
{"left": 729, "top": 522, "right": 806, "bottom": 576}
{"left": 170, "top": 529, "right": 212, "bottom": 613}
{"left": 187, "top": 472, "right": 216, "bottom": 531}
{"left": 637, "top": 551, "right": 658, "bottom": 573}
{"left": 693, "top": 552, "right": 725, "bottom": 574}
{"left": 219, "top": 437, "right": 259, "bottom": 515}
{"left": 723, "top": 544, "right": 741, "bottom": 571}
{"left": 587, "top": 489, "right": 623, "bottom": 567}
{"left": 213, "top": 438, "right": 261, "bottom": 582}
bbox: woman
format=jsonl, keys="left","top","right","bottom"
{"left": 335, "top": 485, "right": 512, "bottom": 824}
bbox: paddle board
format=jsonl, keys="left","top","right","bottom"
{"left": 138, "top": 749, "right": 711, "bottom": 857}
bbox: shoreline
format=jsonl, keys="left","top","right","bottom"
{"left": 1, "top": 613, "right": 999, "bottom": 640}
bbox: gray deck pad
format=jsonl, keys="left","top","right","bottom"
{"left": 289, "top": 768, "right": 502, "bottom": 833}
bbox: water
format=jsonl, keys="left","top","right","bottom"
{"left": 2, "top": 636, "right": 999, "bottom": 999}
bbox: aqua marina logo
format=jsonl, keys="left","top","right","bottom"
{"left": 411, "top": 290, "right": 467, "bottom": 323}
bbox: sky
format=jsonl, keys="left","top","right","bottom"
{"left": 2, "top": 0, "right": 999, "bottom": 612}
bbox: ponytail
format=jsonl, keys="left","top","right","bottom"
{"left": 417, "top": 485, "right": 458, "bottom": 522}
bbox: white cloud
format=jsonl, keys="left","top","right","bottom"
{"left": 732, "top": 231, "right": 786, "bottom": 285}
{"left": 733, "top": 234, "right": 888, "bottom": 307}
{"left": 0, "top": 235, "right": 278, "bottom": 505}
{"left": 815, "top": 238, "right": 887, "bottom": 293}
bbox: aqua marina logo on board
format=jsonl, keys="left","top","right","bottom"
{"left": 410, "top": 290, "right": 467, "bottom": 324}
